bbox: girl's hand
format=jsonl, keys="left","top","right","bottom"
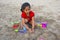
{"left": 28, "top": 28, "right": 32, "bottom": 33}
{"left": 32, "top": 28, "right": 34, "bottom": 33}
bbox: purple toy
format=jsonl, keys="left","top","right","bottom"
{"left": 19, "top": 27, "right": 27, "bottom": 33}
{"left": 39, "top": 37, "right": 44, "bottom": 40}
{"left": 41, "top": 22, "right": 47, "bottom": 29}
{"left": 19, "top": 30, "right": 26, "bottom": 33}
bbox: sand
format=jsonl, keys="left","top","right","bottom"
{"left": 0, "top": 0, "right": 60, "bottom": 40}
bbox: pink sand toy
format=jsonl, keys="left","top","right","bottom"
{"left": 37, "top": 21, "right": 47, "bottom": 29}
{"left": 41, "top": 22, "right": 47, "bottom": 29}
{"left": 39, "top": 37, "right": 44, "bottom": 40}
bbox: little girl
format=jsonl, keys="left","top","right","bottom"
{"left": 20, "top": 2, "right": 35, "bottom": 33}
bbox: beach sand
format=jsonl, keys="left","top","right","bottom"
{"left": 0, "top": 0, "right": 60, "bottom": 40}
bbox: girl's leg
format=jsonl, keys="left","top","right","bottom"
{"left": 29, "top": 21, "right": 37, "bottom": 28}
{"left": 29, "top": 21, "right": 38, "bottom": 32}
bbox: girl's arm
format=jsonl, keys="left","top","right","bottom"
{"left": 22, "top": 18, "right": 30, "bottom": 30}
{"left": 32, "top": 17, "right": 35, "bottom": 29}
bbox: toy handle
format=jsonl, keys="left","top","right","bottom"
{"left": 23, "top": 27, "right": 26, "bottom": 30}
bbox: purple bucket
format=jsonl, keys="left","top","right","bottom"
{"left": 41, "top": 22, "right": 47, "bottom": 29}
{"left": 19, "top": 30, "right": 26, "bottom": 33}
{"left": 19, "top": 27, "right": 27, "bottom": 33}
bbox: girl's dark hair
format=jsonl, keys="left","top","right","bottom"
{"left": 20, "top": 2, "right": 31, "bottom": 12}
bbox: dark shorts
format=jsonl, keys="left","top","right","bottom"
{"left": 25, "top": 22, "right": 32, "bottom": 28}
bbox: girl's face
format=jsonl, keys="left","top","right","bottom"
{"left": 23, "top": 6, "right": 30, "bottom": 14}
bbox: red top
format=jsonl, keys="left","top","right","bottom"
{"left": 21, "top": 11, "right": 34, "bottom": 22}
